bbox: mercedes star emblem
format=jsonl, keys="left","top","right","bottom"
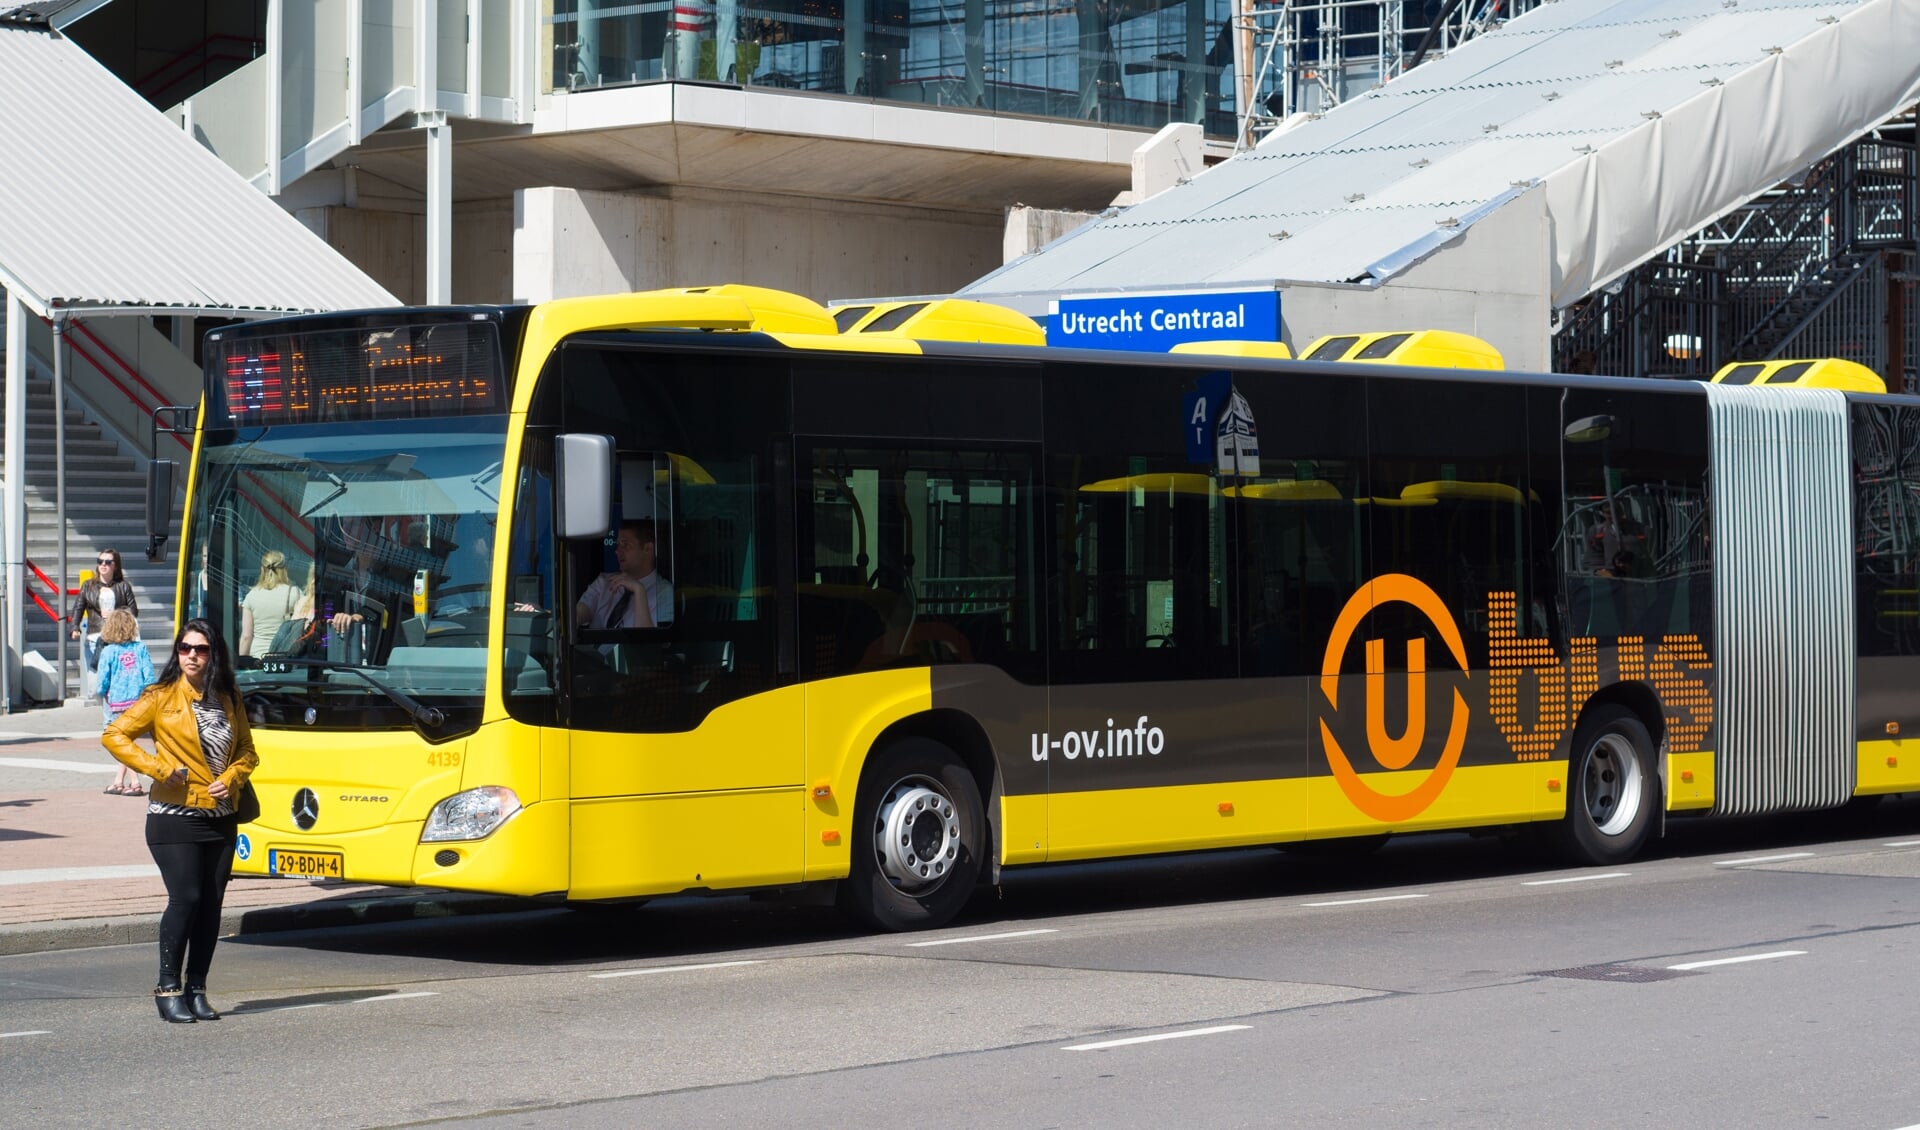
{"left": 292, "top": 788, "right": 320, "bottom": 830}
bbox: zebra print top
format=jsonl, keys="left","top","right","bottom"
{"left": 148, "top": 694, "right": 237, "bottom": 819}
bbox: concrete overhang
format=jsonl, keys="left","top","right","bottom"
{"left": 323, "top": 84, "right": 1157, "bottom": 213}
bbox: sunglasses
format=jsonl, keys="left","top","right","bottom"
{"left": 176, "top": 643, "right": 212, "bottom": 657}
{"left": 97, "top": 559, "right": 114, "bottom": 567}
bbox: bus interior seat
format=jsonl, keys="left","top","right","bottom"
{"left": 800, "top": 584, "right": 899, "bottom": 674}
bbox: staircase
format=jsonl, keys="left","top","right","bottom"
{"left": 1554, "top": 125, "right": 1918, "bottom": 382}
{"left": 1727, "top": 250, "right": 1880, "bottom": 362}
{"left": 8, "top": 377, "right": 178, "bottom": 702}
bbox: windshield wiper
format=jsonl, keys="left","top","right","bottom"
{"left": 300, "top": 470, "right": 348, "bottom": 518}
{"left": 245, "top": 659, "right": 446, "bottom": 728}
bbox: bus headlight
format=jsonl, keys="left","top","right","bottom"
{"left": 421, "top": 786, "right": 521, "bottom": 842}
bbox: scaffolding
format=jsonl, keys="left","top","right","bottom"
{"left": 1233, "top": 0, "right": 1542, "bottom": 149}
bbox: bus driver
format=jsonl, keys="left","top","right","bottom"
{"left": 576, "top": 520, "right": 674, "bottom": 630}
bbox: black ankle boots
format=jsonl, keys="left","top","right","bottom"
{"left": 184, "top": 985, "right": 221, "bottom": 1021}
{"left": 153, "top": 983, "right": 196, "bottom": 1024}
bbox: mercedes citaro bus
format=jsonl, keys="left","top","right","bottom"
{"left": 157, "top": 285, "right": 1917, "bottom": 930}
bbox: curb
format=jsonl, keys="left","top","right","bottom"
{"left": 0, "top": 891, "right": 539, "bottom": 957}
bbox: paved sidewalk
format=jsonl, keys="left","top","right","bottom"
{"left": 0, "top": 699, "right": 529, "bottom": 955}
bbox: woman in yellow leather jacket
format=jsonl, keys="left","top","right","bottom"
{"left": 103, "top": 618, "right": 258, "bottom": 1024}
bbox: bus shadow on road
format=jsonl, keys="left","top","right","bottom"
{"left": 229, "top": 793, "right": 1920, "bottom": 965}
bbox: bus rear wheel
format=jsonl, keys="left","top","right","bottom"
{"left": 1554, "top": 705, "right": 1656, "bottom": 866}
{"left": 841, "top": 738, "right": 985, "bottom": 932}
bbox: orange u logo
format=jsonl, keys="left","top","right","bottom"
{"left": 1319, "top": 574, "right": 1471, "bottom": 823}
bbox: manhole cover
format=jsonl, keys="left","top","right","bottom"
{"left": 1537, "top": 964, "right": 1693, "bottom": 983}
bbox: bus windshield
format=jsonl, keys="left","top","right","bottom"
{"left": 186, "top": 414, "right": 512, "bottom": 731}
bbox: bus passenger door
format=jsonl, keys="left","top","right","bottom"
{"left": 1335, "top": 376, "right": 1537, "bottom": 834}
{"left": 1042, "top": 361, "right": 1303, "bottom": 861}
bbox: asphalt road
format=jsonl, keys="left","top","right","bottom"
{"left": 8, "top": 800, "right": 1920, "bottom": 1129}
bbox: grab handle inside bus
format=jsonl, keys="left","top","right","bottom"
{"left": 556, "top": 433, "right": 614, "bottom": 539}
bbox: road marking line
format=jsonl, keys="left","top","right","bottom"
{"left": 1302, "top": 893, "right": 1427, "bottom": 907}
{"left": 1523, "top": 872, "right": 1631, "bottom": 886}
{"left": 0, "top": 757, "right": 117, "bottom": 774}
{"left": 0, "top": 1030, "right": 51, "bottom": 1038}
{"left": 0, "top": 864, "right": 160, "bottom": 886}
{"left": 1713, "top": 853, "right": 1815, "bottom": 866}
{"left": 1885, "top": 841, "right": 1920, "bottom": 848}
{"left": 591, "top": 960, "right": 763, "bottom": 979}
{"left": 1064, "top": 1025, "right": 1251, "bottom": 1052}
{"left": 357, "top": 992, "right": 437, "bottom": 1003}
{"left": 1667, "top": 950, "right": 1806, "bottom": 971}
{"left": 906, "top": 929, "right": 1058, "bottom": 947}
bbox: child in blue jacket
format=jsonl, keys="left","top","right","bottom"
{"left": 96, "top": 608, "right": 155, "bottom": 795}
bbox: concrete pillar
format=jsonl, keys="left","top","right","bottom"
{"left": 3, "top": 292, "right": 25, "bottom": 708}
{"left": 422, "top": 111, "right": 452, "bottom": 305}
{"left": 51, "top": 318, "right": 67, "bottom": 699}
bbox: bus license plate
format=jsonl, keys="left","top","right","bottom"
{"left": 268, "top": 849, "right": 344, "bottom": 880}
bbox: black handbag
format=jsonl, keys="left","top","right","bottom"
{"left": 234, "top": 780, "right": 261, "bottom": 823}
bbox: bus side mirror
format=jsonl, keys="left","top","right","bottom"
{"left": 145, "top": 460, "right": 176, "bottom": 562}
{"left": 555, "top": 434, "right": 614, "bottom": 539}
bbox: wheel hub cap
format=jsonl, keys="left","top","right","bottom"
{"left": 875, "top": 782, "right": 959, "bottom": 890}
{"left": 1585, "top": 733, "right": 1644, "bottom": 837}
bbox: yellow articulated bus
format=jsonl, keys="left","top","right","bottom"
{"left": 163, "top": 287, "right": 1920, "bottom": 930}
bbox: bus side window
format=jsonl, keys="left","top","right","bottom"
{"left": 799, "top": 444, "right": 1039, "bottom": 679}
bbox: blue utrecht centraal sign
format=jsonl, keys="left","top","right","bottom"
{"left": 1047, "top": 289, "right": 1281, "bottom": 352}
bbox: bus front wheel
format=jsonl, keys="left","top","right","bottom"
{"left": 1554, "top": 705, "right": 1656, "bottom": 866}
{"left": 841, "top": 738, "right": 985, "bottom": 932}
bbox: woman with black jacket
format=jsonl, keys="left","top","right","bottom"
{"left": 68, "top": 547, "right": 138, "bottom": 702}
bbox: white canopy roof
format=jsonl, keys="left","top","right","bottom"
{"left": 965, "top": 0, "right": 1920, "bottom": 311}
{"left": 0, "top": 13, "right": 396, "bottom": 317}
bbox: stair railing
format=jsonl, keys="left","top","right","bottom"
{"left": 22, "top": 559, "right": 75, "bottom": 624}
{"left": 1728, "top": 250, "right": 1878, "bottom": 361}
{"left": 1718, "top": 150, "right": 1852, "bottom": 299}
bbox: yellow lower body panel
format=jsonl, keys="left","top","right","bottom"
{"left": 1001, "top": 793, "right": 1048, "bottom": 865}
{"left": 1046, "top": 778, "right": 1306, "bottom": 862}
{"left": 1305, "top": 761, "right": 1552, "bottom": 840}
{"left": 1041, "top": 762, "right": 1555, "bottom": 864}
{"left": 1857, "top": 740, "right": 1920, "bottom": 795}
{"left": 570, "top": 788, "right": 805, "bottom": 900}
{"left": 1667, "top": 750, "right": 1715, "bottom": 811}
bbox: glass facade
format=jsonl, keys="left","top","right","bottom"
{"left": 547, "top": 0, "right": 1243, "bottom": 136}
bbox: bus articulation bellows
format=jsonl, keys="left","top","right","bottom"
{"left": 166, "top": 286, "right": 1919, "bottom": 931}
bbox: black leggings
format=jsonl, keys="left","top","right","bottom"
{"left": 148, "top": 832, "right": 236, "bottom": 986}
